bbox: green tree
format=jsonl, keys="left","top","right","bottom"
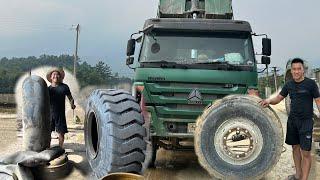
{"left": 0, "top": 55, "right": 130, "bottom": 93}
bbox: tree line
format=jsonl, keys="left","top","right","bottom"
{"left": 0, "top": 55, "right": 131, "bottom": 93}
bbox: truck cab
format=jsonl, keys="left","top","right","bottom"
{"left": 84, "top": 1, "right": 281, "bottom": 179}
{"left": 127, "top": 0, "right": 270, "bottom": 145}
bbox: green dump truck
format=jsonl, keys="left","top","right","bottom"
{"left": 85, "top": 0, "right": 283, "bottom": 179}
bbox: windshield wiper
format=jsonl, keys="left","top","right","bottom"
{"left": 194, "top": 61, "right": 240, "bottom": 69}
{"left": 141, "top": 60, "right": 188, "bottom": 69}
{"left": 194, "top": 60, "right": 225, "bottom": 64}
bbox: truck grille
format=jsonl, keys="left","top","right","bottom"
{"left": 145, "top": 82, "right": 247, "bottom": 118}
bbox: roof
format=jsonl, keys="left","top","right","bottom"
{"left": 143, "top": 18, "right": 252, "bottom": 33}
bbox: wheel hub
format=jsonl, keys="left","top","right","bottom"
{"left": 222, "top": 127, "right": 254, "bottom": 159}
{"left": 214, "top": 118, "right": 263, "bottom": 165}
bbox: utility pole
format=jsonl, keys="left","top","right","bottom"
{"left": 272, "top": 66, "right": 279, "bottom": 92}
{"left": 72, "top": 24, "right": 80, "bottom": 78}
{"left": 265, "top": 65, "right": 271, "bottom": 98}
{"left": 266, "top": 65, "right": 269, "bottom": 86}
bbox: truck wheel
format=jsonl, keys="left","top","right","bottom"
{"left": 85, "top": 89, "right": 147, "bottom": 178}
{"left": 22, "top": 75, "right": 51, "bottom": 152}
{"left": 195, "top": 95, "right": 283, "bottom": 180}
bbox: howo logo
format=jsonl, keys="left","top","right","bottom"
{"left": 188, "top": 88, "right": 203, "bottom": 104}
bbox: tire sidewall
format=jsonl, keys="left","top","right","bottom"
{"left": 85, "top": 92, "right": 112, "bottom": 177}
{"left": 199, "top": 99, "right": 281, "bottom": 179}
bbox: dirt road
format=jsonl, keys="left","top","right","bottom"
{"left": 1, "top": 102, "right": 320, "bottom": 179}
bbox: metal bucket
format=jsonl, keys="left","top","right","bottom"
{"left": 101, "top": 173, "right": 144, "bottom": 180}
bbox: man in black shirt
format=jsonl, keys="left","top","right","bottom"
{"left": 260, "top": 58, "right": 320, "bottom": 180}
{"left": 47, "top": 68, "right": 76, "bottom": 148}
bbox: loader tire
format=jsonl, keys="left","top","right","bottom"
{"left": 85, "top": 89, "right": 147, "bottom": 178}
{"left": 195, "top": 95, "right": 283, "bottom": 180}
{"left": 22, "top": 75, "right": 51, "bottom": 152}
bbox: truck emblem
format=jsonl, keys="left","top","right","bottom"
{"left": 188, "top": 89, "right": 203, "bottom": 104}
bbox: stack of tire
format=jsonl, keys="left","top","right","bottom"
{"left": 21, "top": 75, "right": 71, "bottom": 180}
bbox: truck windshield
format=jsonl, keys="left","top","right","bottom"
{"left": 139, "top": 32, "right": 255, "bottom": 66}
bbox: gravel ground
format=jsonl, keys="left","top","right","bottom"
{"left": 0, "top": 112, "right": 22, "bottom": 154}
{"left": 1, "top": 102, "right": 320, "bottom": 179}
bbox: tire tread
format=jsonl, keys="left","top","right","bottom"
{"left": 85, "top": 89, "right": 146, "bottom": 178}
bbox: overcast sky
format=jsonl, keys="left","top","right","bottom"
{"left": 0, "top": 0, "right": 319, "bottom": 75}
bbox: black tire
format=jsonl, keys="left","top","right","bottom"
{"left": 195, "top": 95, "right": 283, "bottom": 180}
{"left": 85, "top": 89, "right": 147, "bottom": 178}
{"left": 22, "top": 75, "right": 51, "bottom": 152}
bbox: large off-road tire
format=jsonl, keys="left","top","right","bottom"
{"left": 85, "top": 89, "right": 147, "bottom": 178}
{"left": 195, "top": 95, "right": 283, "bottom": 180}
{"left": 22, "top": 75, "right": 51, "bottom": 152}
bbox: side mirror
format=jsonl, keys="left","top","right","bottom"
{"left": 261, "top": 56, "right": 271, "bottom": 65}
{"left": 126, "top": 57, "right": 134, "bottom": 65}
{"left": 127, "top": 39, "right": 136, "bottom": 56}
{"left": 262, "top": 38, "right": 271, "bottom": 56}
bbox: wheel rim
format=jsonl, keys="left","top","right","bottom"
{"left": 214, "top": 118, "right": 263, "bottom": 165}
